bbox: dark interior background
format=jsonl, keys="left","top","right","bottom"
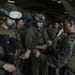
{"left": 0, "top": 0, "right": 75, "bottom": 23}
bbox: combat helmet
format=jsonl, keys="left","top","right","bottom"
{"left": 34, "top": 13, "right": 45, "bottom": 22}
{"left": 0, "top": 3, "right": 22, "bottom": 19}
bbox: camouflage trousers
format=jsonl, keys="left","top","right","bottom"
{"left": 30, "top": 53, "right": 51, "bottom": 75}
{"left": 31, "top": 54, "right": 41, "bottom": 75}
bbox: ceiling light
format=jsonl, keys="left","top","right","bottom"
{"left": 8, "top": 0, "right": 15, "bottom": 3}
{"left": 58, "top": 1, "right": 61, "bottom": 3}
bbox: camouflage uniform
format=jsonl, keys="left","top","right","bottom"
{"left": 16, "top": 28, "right": 26, "bottom": 50}
{"left": 25, "top": 26, "right": 38, "bottom": 75}
{"left": 46, "top": 27, "right": 60, "bottom": 75}
{"left": 47, "top": 28, "right": 58, "bottom": 40}
{"left": 0, "top": 26, "right": 24, "bottom": 75}
{"left": 25, "top": 26, "right": 37, "bottom": 49}
{"left": 39, "top": 33, "right": 75, "bottom": 75}
{"left": 25, "top": 26, "right": 49, "bottom": 75}
{"left": 47, "top": 28, "right": 59, "bottom": 50}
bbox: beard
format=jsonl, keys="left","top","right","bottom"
{"left": 5, "top": 21, "right": 14, "bottom": 29}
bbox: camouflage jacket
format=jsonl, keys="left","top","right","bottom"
{"left": 40, "top": 33, "right": 75, "bottom": 68}
{"left": 0, "top": 26, "right": 24, "bottom": 69}
{"left": 47, "top": 28, "right": 58, "bottom": 41}
{"left": 25, "top": 26, "right": 37, "bottom": 49}
{"left": 25, "top": 26, "right": 49, "bottom": 50}
{"left": 36, "top": 28, "right": 49, "bottom": 45}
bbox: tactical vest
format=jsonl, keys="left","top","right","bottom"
{"left": 0, "top": 27, "right": 22, "bottom": 58}
{"left": 36, "top": 28, "right": 46, "bottom": 45}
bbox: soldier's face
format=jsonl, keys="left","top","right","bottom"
{"left": 49, "top": 24, "right": 52, "bottom": 28}
{"left": 63, "top": 19, "right": 71, "bottom": 33}
{"left": 54, "top": 23, "right": 59, "bottom": 28}
{"left": 17, "top": 19, "right": 24, "bottom": 28}
{"left": 37, "top": 22, "right": 43, "bottom": 28}
{"left": 6, "top": 17, "right": 15, "bottom": 27}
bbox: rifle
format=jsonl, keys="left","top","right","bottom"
{"left": 0, "top": 34, "right": 21, "bottom": 75}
